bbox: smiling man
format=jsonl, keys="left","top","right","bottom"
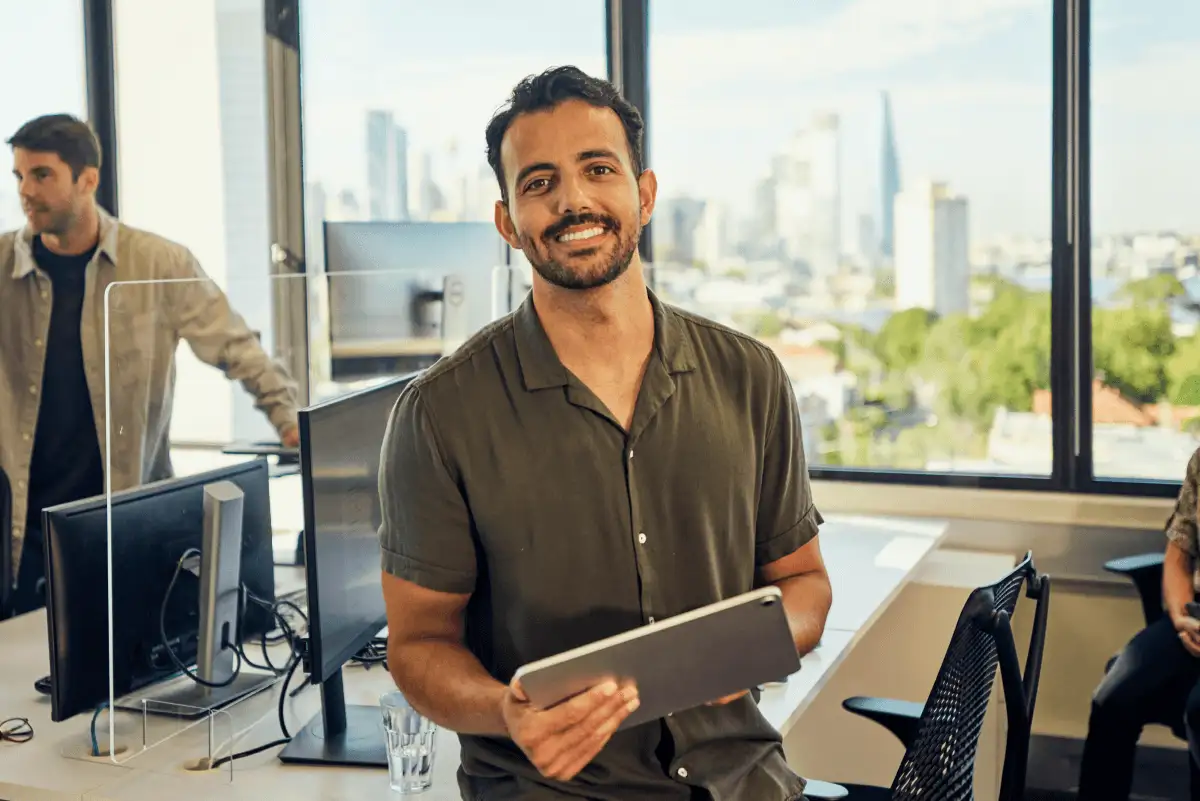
{"left": 0, "top": 114, "right": 299, "bottom": 617}
{"left": 379, "top": 66, "right": 831, "bottom": 800}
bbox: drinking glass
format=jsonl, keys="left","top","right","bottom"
{"left": 380, "top": 691, "right": 437, "bottom": 793}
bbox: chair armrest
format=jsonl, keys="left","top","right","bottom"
{"left": 1104, "top": 552, "right": 1165, "bottom": 626}
{"left": 803, "top": 779, "right": 849, "bottom": 799}
{"left": 842, "top": 696, "right": 925, "bottom": 750}
{"left": 1104, "top": 552, "right": 1164, "bottom": 577}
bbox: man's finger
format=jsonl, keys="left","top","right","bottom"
{"left": 706, "top": 690, "right": 749, "bottom": 706}
{"left": 544, "top": 680, "right": 622, "bottom": 731}
{"left": 510, "top": 678, "right": 529, "bottom": 703}
{"left": 541, "top": 688, "right": 638, "bottom": 779}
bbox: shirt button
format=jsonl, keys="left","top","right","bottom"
{"left": 22, "top": 432, "right": 30, "bottom": 442}
{"left": 16, "top": 480, "right": 25, "bottom": 490}
{"left": 677, "top": 767, "right": 688, "bottom": 779}
{"left": 638, "top": 532, "right": 647, "bottom": 544}
{"left": 28, "top": 385, "right": 37, "bottom": 395}
{"left": 34, "top": 338, "right": 43, "bottom": 348}
{"left": 628, "top": 450, "right": 634, "bottom": 459}
{"left": 40, "top": 291, "right": 48, "bottom": 300}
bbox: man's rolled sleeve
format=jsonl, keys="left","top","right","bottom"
{"left": 378, "top": 386, "right": 477, "bottom": 595}
{"left": 1166, "top": 447, "right": 1200, "bottom": 557}
{"left": 755, "top": 356, "right": 823, "bottom": 567}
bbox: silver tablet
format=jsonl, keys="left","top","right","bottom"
{"left": 512, "top": 586, "right": 800, "bottom": 730}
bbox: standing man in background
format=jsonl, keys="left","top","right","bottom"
{"left": 378, "top": 67, "right": 831, "bottom": 800}
{"left": 0, "top": 113, "right": 300, "bottom": 617}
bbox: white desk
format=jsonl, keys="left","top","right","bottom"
{"left": 0, "top": 516, "right": 949, "bottom": 801}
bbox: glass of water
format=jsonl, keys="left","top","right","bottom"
{"left": 380, "top": 691, "right": 437, "bottom": 793}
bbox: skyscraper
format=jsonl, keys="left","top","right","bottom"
{"left": 894, "top": 181, "right": 970, "bottom": 316}
{"left": 366, "top": 110, "right": 409, "bottom": 221}
{"left": 880, "top": 92, "right": 901, "bottom": 259}
{"left": 764, "top": 113, "right": 841, "bottom": 280}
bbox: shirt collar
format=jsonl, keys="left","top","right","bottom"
{"left": 513, "top": 287, "right": 698, "bottom": 392}
{"left": 11, "top": 203, "right": 119, "bottom": 279}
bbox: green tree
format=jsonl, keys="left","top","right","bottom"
{"left": 1168, "top": 333, "right": 1200, "bottom": 405}
{"left": 1118, "top": 273, "right": 1187, "bottom": 304}
{"left": 875, "top": 307, "right": 936, "bottom": 372}
{"left": 1092, "top": 306, "right": 1174, "bottom": 402}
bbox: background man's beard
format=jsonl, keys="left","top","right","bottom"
{"left": 520, "top": 223, "right": 640, "bottom": 291}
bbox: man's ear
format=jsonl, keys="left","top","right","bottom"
{"left": 77, "top": 165, "right": 100, "bottom": 196}
{"left": 636, "top": 169, "right": 658, "bottom": 227}
{"left": 494, "top": 199, "right": 521, "bottom": 249}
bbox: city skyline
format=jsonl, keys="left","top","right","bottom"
{"left": 1, "top": 1, "right": 1197, "bottom": 242}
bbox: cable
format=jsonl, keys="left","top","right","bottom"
{"left": 0, "top": 717, "right": 34, "bottom": 744}
{"left": 209, "top": 646, "right": 305, "bottom": 769}
{"left": 89, "top": 703, "right": 109, "bottom": 756}
{"left": 159, "top": 549, "right": 243, "bottom": 689}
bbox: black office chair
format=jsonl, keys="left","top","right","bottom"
{"left": 0, "top": 467, "right": 12, "bottom": 620}
{"left": 1102, "top": 551, "right": 1185, "bottom": 740}
{"left": 807, "top": 552, "right": 1050, "bottom": 801}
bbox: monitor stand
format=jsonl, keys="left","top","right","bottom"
{"left": 278, "top": 671, "right": 387, "bottom": 767}
{"left": 116, "top": 481, "right": 276, "bottom": 719}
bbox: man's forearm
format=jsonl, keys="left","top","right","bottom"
{"left": 389, "top": 639, "right": 509, "bottom": 736}
{"left": 1164, "top": 543, "right": 1195, "bottom": 622}
{"left": 774, "top": 572, "right": 832, "bottom": 655}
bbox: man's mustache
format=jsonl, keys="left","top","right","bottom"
{"left": 543, "top": 213, "right": 620, "bottom": 242}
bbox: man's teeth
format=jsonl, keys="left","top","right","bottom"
{"left": 557, "top": 227, "right": 605, "bottom": 243}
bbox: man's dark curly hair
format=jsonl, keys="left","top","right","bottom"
{"left": 485, "top": 66, "right": 644, "bottom": 204}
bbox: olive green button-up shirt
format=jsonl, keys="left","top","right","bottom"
{"left": 0, "top": 207, "right": 299, "bottom": 576}
{"left": 380, "top": 290, "right": 822, "bottom": 801}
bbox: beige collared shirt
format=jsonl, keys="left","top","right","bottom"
{"left": 0, "top": 207, "right": 298, "bottom": 576}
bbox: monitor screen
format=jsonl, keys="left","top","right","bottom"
{"left": 300, "top": 373, "right": 418, "bottom": 683}
{"left": 42, "top": 459, "right": 275, "bottom": 722}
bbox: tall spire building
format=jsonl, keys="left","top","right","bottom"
{"left": 880, "top": 92, "right": 901, "bottom": 259}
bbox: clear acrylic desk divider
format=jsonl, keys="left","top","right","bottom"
{"left": 100, "top": 277, "right": 283, "bottom": 769}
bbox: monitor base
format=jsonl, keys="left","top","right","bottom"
{"left": 278, "top": 704, "right": 388, "bottom": 768}
{"left": 114, "top": 670, "right": 276, "bottom": 719}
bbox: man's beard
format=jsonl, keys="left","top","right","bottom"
{"left": 519, "top": 212, "right": 640, "bottom": 291}
{"left": 26, "top": 204, "right": 75, "bottom": 236}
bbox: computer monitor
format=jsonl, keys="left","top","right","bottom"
{"left": 278, "top": 372, "right": 418, "bottom": 768}
{"left": 42, "top": 460, "right": 276, "bottom": 723}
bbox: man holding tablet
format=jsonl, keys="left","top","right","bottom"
{"left": 379, "top": 66, "right": 832, "bottom": 801}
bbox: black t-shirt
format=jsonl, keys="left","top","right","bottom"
{"left": 26, "top": 236, "right": 105, "bottom": 536}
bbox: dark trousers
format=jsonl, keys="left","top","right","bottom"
{"left": 8, "top": 524, "right": 45, "bottom": 617}
{"left": 1078, "top": 617, "right": 1200, "bottom": 800}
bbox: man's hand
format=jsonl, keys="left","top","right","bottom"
{"left": 1176, "top": 614, "right": 1200, "bottom": 658}
{"left": 706, "top": 690, "right": 749, "bottom": 706}
{"left": 280, "top": 424, "right": 299, "bottom": 448}
{"left": 501, "top": 677, "right": 638, "bottom": 782}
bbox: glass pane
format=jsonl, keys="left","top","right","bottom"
{"left": 649, "top": 1, "right": 1053, "bottom": 476}
{"left": 0, "top": 1, "right": 87, "bottom": 229}
{"left": 298, "top": 0, "right": 606, "bottom": 301}
{"left": 1090, "top": 0, "right": 1200, "bottom": 481}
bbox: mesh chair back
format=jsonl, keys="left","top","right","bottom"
{"left": 890, "top": 555, "right": 1038, "bottom": 801}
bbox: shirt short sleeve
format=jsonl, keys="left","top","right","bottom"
{"left": 1166, "top": 447, "right": 1200, "bottom": 558}
{"left": 756, "top": 355, "right": 823, "bottom": 567}
{"left": 378, "top": 385, "right": 478, "bottom": 594}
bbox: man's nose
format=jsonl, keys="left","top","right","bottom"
{"left": 554, "top": 173, "right": 593, "bottom": 216}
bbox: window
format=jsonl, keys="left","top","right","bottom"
{"left": 0, "top": 1, "right": 88, "bottom": 231}
{"left": 648, "top": 1, "right": 1054, "bottom": 478}
{"left": 114, "top": 0, "right": 278, "bottom": 446}
{"left": 298, "top": 1, "right": 607, "bottom": 394}
{"left": 1089, "top": 0, "right": 1200, "bottom": 482}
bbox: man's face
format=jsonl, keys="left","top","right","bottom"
{"left": 12, "top": 148, "right": 94, "bottom": 237}
{"left": 495, "top": 99, "right": 656, "bottom": 291}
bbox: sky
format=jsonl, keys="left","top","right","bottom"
{"left": 1, "top": 0, "right": 1197, "bottom": 242}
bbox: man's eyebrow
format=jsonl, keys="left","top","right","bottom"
{"left": 578, "top": 148, "right": 620, "bottom": 162}
{"left": 515, "top": 161, "right": 556, "bottom": 188}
